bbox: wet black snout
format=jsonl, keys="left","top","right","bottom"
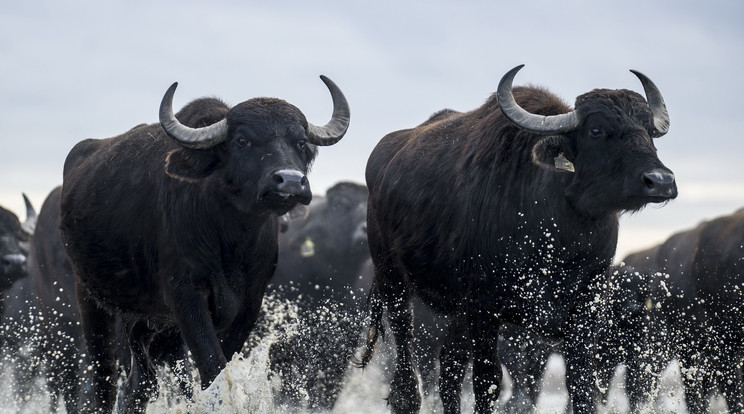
{"left": 642, "top": 168, "right": 677, "bottom": 199}
{"left": 273, "top": 169, "right": 308, "bottom": 193}
{"left": 268, "top": 169, "right": 312, "bottom": 205}
{"left": 2, "top": 253, "right": 26, "bottom": 276}
{"left": 353, "top": 221, "right": 368, "bottom": 245}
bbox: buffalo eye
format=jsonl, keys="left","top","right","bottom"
{"left": 590, "top": 127, "right": 603, "bottom": 137}
{"left": 236, "top": 136, "right": 249, "bottom": 148}
{"left": 297, "top": 140, "right": 307, "bottom": 150}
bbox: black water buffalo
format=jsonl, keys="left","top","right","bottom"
{"left": 0, "top": 195, "right": 35, "bottom": 296}
{"left": 2, "top": 186, "right": 86, "bottom": 412}
{"left": 3, "top": 186, "right": 191, "bottom": 412}
{"left": 622, "top": 208, "right": 744, "bottom": 413}
{"left": 59, "top": 76, "right": 350, "bottom": 413}
{"left": 0, "top": 195, "right": 36, "bottom": 368}
{"left": 588, "top": 266, "right": 656, "bottom": 411}
{"left": 359, "top": 65, "right": 677, "bottom": 414}
{"left": 267, "top": 181, "right": 369, "bottom": 410}
{"left": 496, "top": 264, "right": 656, "bottom": 413}
{"left": 26, "top": 186, "right": 84, "bottom": 412}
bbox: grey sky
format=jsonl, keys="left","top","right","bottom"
{"left": 1, "top": 0, "right": 742, "bottom": 260}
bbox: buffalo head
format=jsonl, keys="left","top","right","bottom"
{"left": 0, "top": 195, "right": 36, "bottom": 289}
{"left": 159, "top": 76, "right": 350, "bottom": 215}
{"left": 497, "top": 65, "right": 677, "bottom": 216}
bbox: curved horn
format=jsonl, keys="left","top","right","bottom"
{"left": 159, "top": 82, "right": 228, "bottom": 149}
{"left": 21, "top": 193, "right": 36, "bottom": 236}
{"left": 630, "top": 70, "right": 670, "bottom": 138}
{"left": 306, "top": 75, "right": 351, "bottom": 146}
{"left": 497, "top": 65, "right": 580, "bottom": 133}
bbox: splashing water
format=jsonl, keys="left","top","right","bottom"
{"left": 190, "top": 346, "right": 277, "bottom": 414}
{"left": 0, "top": 293, "right": 730, "bottom": 414}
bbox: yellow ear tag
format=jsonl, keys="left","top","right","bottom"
{"left": 645, "top": 297, "right": 653, "bottom": 311}
{"left": 554, "top": 153, "right": 575, "bottom": 172}
{"left": 301, "top": 237, "right": 315, "bottom": 257}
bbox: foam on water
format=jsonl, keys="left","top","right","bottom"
{"left": 190, "top": 346, "right": 277, "bottom": 414}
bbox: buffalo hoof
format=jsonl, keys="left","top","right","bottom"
{"left": 388, "top": 366, "right": 421, "bottom": 414}
{"left": 503, "top": 394, "right": 536, "bottom": 414}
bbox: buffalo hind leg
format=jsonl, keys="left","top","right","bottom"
{"left": 50, "top": 340, "right": 84, "bottom": 414}
{"left": 383, "top": 281, "right": 421, "bottom": 414}
{"left": 439, "top": 315, "right": 471, "bottom": 414}
{"left": 118, "top": 320, "right": 158, "bottom": 414}
{"left": 76, "top": 283, "right": 117, "bottom": 413}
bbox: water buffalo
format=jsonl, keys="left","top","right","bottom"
{"left": 3, "top": 186, "right": 192, "bottom": 412}
{"left": 0, "top": 195, "right": 36, "bottom": 296}
{"left": 24, "top": 186, "right": 84, "bottom": 412}
{"left": 496, "top": 264, "right": 656, "bottom": 414}
{"left": 622, "top": 208, "right": 744, "bottom": 413}
{"left": 0, "top": 187, "right": 80, "bottom": 414}
{"left": 359, "top": 65, "right": 677, "bottom": 414}
{"left": 596, "top": 266, "right": 659, "bottom": 411}
{"left": 59, "top": 76, "right": 350, "bottom": 413}
{"left": 267, "top": 181, "right": 369, "bottom": 410}
{"left": 0, "top": 194, "right": 36, "bottom": 371}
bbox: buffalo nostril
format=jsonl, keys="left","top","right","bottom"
{"left": 273, "top": 170, "right": 305, "bottom": 186}
{"left": 642, "top": 170, "right": 675, "bottom": 188}
{"left": 2, "top": 253, "right": 26, "bottom": 269}
{"left": 642, "top": 169, "right": 676, "bottom": 197}
{"left": 271, "top": 169, "right": 309, "bottom": 198}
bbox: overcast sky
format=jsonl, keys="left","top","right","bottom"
{"left": 1, "top": 0, "right": 742, "bottom": 260}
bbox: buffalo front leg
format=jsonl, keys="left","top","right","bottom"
{"left": 499, "top": 322, "right": 551, "bottom": 413}
{"left": 76, "top": 282, "right": 117, "bottom": 413}
{"left": 218, "top": 298, "right": 263, "bottom": 361}
{"left": 438, "top": 314, "right": 471, "bottom": 414}
{"left": 168, "top": 285, "right": 227, "bottom": 388}
{"left": 625, "top": 352, "right": 660, "bottom": 412}
{"left": 564, "top": 297, "right": 599, "bottom": 414}
{"left": 717, "top": 350, "right": 743, "bottom": 414}
{"left": 678, "top": 348, "right": 707, "bottom": 414}
{"left": 467, "top": 305, "right": 502, "bottom": 414}
{"left": 151, "top": 328, "right": 194, "bottom": 401}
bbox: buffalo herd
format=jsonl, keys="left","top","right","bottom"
{"left": 0, "top": 66, "right": 740, "bottom": 414}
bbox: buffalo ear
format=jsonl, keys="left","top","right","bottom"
{"left": 531, "top": 135, "right": 575, "bottom": 173}
{"left": 164, "top": 148, "right": 220, "bottom": 181}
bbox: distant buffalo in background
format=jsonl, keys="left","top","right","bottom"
{"left": 2, "top": 186, "right": 194, "bottom": 412}
{"left": 622, "top": 208, "right": 744, "bottom": 413}
{"left": 0, "top": 194, "right": 37, "bottom": 407}
{"left": 0, "top": 194, "right": 35, "bottom": 300}
{"left": 1, "top": 186, "right": 85, "bottom": 413}
{"left": 267, "top": 181, "right": 370, "bottom": 411}
{"left": 495, "top": 264, "right": 655, "bottom": 413}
